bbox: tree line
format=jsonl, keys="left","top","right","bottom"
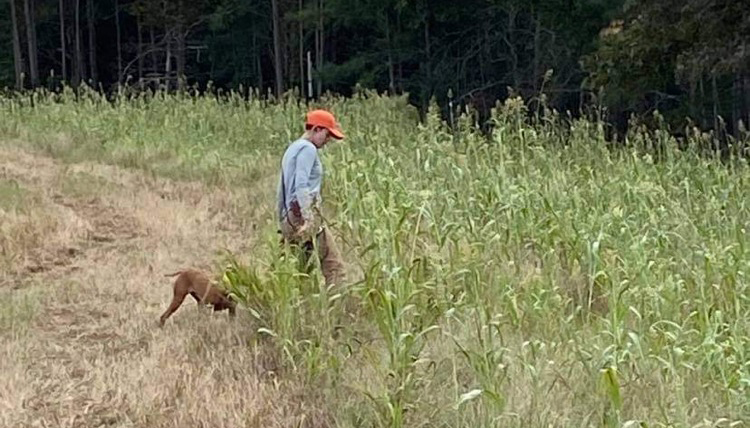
{"left": 1, "top": 0, "right": 748, "bottom": 135}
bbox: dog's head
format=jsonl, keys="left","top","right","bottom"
{"left": 216, "top": 291, "right": 237, "bottom": 310}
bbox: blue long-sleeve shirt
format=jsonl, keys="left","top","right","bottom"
{"left": 277, "top": 138, "right": 323, "bottom": 222}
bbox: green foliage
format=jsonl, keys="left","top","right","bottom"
{"left": 2, "top": 0, "right": 746, "bottom": 138}
{"left": 583, "top": 0, "right": 750, "bottom": 129}
{"left": 0, "top": 0, "right": 625, "bottom": 114}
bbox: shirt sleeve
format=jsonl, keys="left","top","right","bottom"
{"left": 293, "top": 144, "right": 317, "bottom": 221}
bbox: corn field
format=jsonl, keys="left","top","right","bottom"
{"left": 1, "top": 85, "right": 749, "bottom": 427}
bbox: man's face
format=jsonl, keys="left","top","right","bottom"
{"left": 310, "top": 127, "right": 332, "bottom": 148}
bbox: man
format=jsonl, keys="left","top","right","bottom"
{"left": 277, "top": 109, "right": 345, "bottom": 286}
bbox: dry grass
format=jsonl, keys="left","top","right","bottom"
{"left": 0, "top": 146, "right": 321, "bottom": 428}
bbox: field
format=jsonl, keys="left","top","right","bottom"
{"left": 1, "top": 87, "right": 748, "bottom": 427}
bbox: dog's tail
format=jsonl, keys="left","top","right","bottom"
{"left": 163, "top": 271, "right": 183, "bottom": 278}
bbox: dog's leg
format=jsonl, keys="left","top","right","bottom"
{"left": 159, "top": 289, "right": 188, "bottom": 327}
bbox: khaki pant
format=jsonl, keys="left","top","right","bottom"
{"left": 279, "top": 209, "right": 345, "bottom": 286}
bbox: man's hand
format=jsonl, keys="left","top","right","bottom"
{"left": 291, "top": 200, "right": 302, "bottom": 218}
{"left": 294, "top": 220, "right": 311, "bottom": 238}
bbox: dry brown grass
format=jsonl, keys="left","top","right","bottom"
{"left": 0, "top": 147, "right": 322, "bottom": 428}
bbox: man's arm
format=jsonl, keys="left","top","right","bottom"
{"left": 292, "top": 144, "right": 317, "bottom": 222}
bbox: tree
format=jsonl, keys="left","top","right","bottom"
{"left": 298, "top": 0, "right": 304, "bottom": 97}
{"left": 115, "top": 0, "right": 122, "bottom": 84}
{"left": 136, "top": 14, "right": 143, "bottom": 87}
{"left": 271, "top": 0, "right": 283, "bottom": 96}
{"left": 73, "top": 0, "right": 85, "bottom": 85}
{"left": 59, "top": 0, "right": 66, "bottom": 82}
{"left": 87, "top": 0, "right": 97, "bottom": 83}
{"left": 583, "top": 0, "right": 750, "bottom": 133}
{"left": 9, "top": 0, "right": 24, "bottom": 88}
{"left": 130, "top": 0, "right": 225, "bottom": 89}
{"left": 22, "top": 0, "right": 38, "bottom": 86}
{"left": 315, "top": 0, "right": 323, "bottom": 96}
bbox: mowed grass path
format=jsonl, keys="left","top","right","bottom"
{"left": 1, "top": 88, "right": 748, "bottom": 427}
{"left": 0, "top": 145, "right": 308, "bottom": 427}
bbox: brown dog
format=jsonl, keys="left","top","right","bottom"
{"left": 159, "top": 269, "right": 236, "bottom": 326}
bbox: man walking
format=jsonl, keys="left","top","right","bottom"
{"left": 277, "top": 109, "right": 345, "bottom": 286}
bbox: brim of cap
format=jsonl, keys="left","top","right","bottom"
{"left": 329, "top": 126, "right": 345, "bottom": 140}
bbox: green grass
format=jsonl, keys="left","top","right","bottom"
{"left": 0, "top": 288, "right": 39, "bottom": 337}
{"left": 0, "top": 179, "right": 27, "bottom": 211}
{"left": 1, "top": 86, "right": 749, "bottom": 427}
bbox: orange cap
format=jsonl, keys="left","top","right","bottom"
{"left": 306, "top": 109, "right": 345, "bottom": 140}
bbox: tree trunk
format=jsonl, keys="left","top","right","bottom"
{"left": 505, "top": 5, "right": 520, "bottom": 92}
{"left": 254, "top": 31, "right": 263, "bottom": 92}
{"left": 316, "top": 0, "right": 323, "bottom": 96}
{"left": 284, "top": 23, "right": 291, "bottom": 91}
{"left": 733, "top": 70, "right": 749, "bottom": 135}
{"left": 115, "top": 0, "right": 122, "bottom": 84}
{"left": 712, "top": 74, "right": 720, "bottom": 131}
{"left": 396, "top": 9, "right": 403, "bottom": 92}
{"left": 176, "top": 30, "right": 186, "bottom": 90}
{"left": 698, "top": 75, "right": 710, "bottom": 128}
{"left": 137, "top": 16, "right": 143, "bottom": 89}
{"left": 23, "top": 0, "right": 39, "bottom": 87}
{"left": 59, "top": 0, "right": 66, "bottom": 82}
{"left": 733, "top": 72, "right": 742, "bottom": 136}
{"left": 423, "top": 2, "right": 431, "bottom": 102}
{"left": 74, "top": 0, "right": 85, "bottom": 85}
{"left": 10, "top": 0, "right": 25, "bottom": 89}
{"left": 175, "top": 30, "right": 186, "bottom": 90}
{"left": 165, "top": 37, "right": 172, "bottom": 90}
{"left": 230, "top": 27, "right": 238, "bottom": 85}
{"left": 271, "top": 0, "right": 283, "bottom": 97}
{"left": 314, "top": 22, "right": 319, "bottom": 97}
{"left": 482, "top": 18, "right": 490, "bottom": 89}
{"left": 150, "top": 26, "right": 157, "bottom": 77}
{"left": 385, "top": 10, "right": 395, "bottom": 94}
{"left": 532, "top": 5, "right": 541, "bottom": 95}
{"left": 298, "top": 0, "right": 304, "bottom": 98}
{"left": 689, "top": 77, "right": 697, "bottom": 120}
{"left": 87, "top": 0, "right": 97, "bottom": 83}
{"left": 175, "top": 0, "right": 186, "bottom": 90}
{"left": 307, "top": 50, "right": 312, "bottom": 99}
